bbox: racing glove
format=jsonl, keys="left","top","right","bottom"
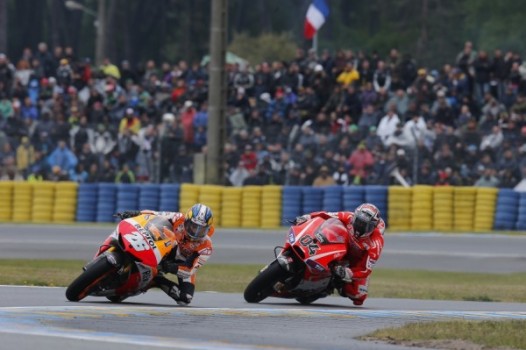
{"left": 294, "top": 214, "right": 311, "bottom": 225}
{"left": 333, "top": 265, "right": 353, "bottom": 282}
{"left": 114, "top": 210, "right": 141, "bottom": 219}
{"left": 161, "top": 260, "right": 180, "bottom": 274}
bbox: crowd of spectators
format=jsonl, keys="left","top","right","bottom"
{"left": 1, "top": 40, "right": 526, "bottom": 188}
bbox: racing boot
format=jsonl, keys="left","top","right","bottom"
{"left": 154, "top": 275, "right": 182, "bottom": 302}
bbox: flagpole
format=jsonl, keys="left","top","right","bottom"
{"left": 312, "top": 32, "right": 318, "bottom": 54}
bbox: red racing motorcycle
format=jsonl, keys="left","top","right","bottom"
{"left": 66, "top": 214, "right": 179, "bottom": 302}
{"left": 244, "top": 217, "right": 350, "bottom": 304}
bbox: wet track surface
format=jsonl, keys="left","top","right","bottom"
{"left": 1, "top": 224, "right": 525, "bottom": 349}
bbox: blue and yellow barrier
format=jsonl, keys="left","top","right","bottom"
{"left": 0, "top": 181, "right": 524, "bottom": 231}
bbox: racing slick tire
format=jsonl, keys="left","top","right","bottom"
{"left": 244, "top": 260, "right": 289, "bottom": 303}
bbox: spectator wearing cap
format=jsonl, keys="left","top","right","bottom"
{"left": 312, "top": 165, "right": 336, "bottom": 187}
{"left": 38, "top": 78, "right": 53, "bottom": 101}
{"left": 119, "top": 107, "right": 141, "bottom": 135}
{"left": 265, "top": 88, "right": 288, "bottom": 121}
{"left": 56, "top": 58, "right": 73, "bottom": 87}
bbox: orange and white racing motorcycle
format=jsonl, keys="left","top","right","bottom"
{"left": 66, "top": 214, "right": 179, "bottom": 302}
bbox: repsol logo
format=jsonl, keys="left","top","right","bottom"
{"left": 134, "top": 224, "right": 157, "bottom": 249}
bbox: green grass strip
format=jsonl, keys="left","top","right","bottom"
{"left": 364, "top": 320, "right": 526, "bottom": 349}
{"left": 0, "top": 260, "right": 525, "bottom": 302}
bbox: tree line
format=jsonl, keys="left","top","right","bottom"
{"left": 0, "top": 0, "right": 526, "bottom": 68}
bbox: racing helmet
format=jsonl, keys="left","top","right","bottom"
{"left": 352, "top": 203, "right": 380, "bottom": 238}
{"left": 184, "top": 203, "right": 213, "bottom": 241}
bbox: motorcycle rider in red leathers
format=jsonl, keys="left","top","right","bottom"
{"left": 117, "top": 203, "right": 214, "bottom": 306}
{"left": 295, "top": 203, "right": 385, "bottom": 306}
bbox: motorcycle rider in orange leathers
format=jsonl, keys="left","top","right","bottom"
{"left": 295, "top": 203, "right": 385, "bottom": 306}
{"left": 117, "top": 203, "right": 214, "bottom": 306}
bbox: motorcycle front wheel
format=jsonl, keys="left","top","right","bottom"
{"left": 65, "top": 255, "right": 117, "bottom": 302}
{"left": 244, "top": 260, "right": 289, "bottom": 303}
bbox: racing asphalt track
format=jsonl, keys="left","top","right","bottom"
{"left": 1, "top": 223, "right": 525, "bottom": 349}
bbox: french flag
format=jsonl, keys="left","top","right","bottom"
{"left": 304, "top": 0, "right": 330, "bottom": 40}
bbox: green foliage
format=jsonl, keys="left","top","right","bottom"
{"left": 5, "top": 0, "right": 526, "bottom": 67}
{"left": 228, "top": 32, "right": 297, "bottom": 65}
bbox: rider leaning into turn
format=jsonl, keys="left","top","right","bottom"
{"left": 117, "top": 203, "right": 214, "bottom": 306}
{"left": 294, "top": 203, "right": 385, "bottom": 306}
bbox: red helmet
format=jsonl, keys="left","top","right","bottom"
{"left": 352, "top": 203, "right": 380, "bottom": 238}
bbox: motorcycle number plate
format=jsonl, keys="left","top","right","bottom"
{"left": 124, "top": 232, "right": 151, "bottom": 251}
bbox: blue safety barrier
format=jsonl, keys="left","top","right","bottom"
{"left": 281, "top": 186, "right": 303, "bottom": 224}
{"left": 322, "top": 186, "right": 343, "bottom": 212}
{"left": 513, "top": 191, "right": 526, "bottom": 230}
{"left": 302, "top": 187, "right": 324, "bottom": 214}
{"left": 342, "top": 186, "right": 365, "bottom": 212}
{"left": 76, "top": 183, "right": 98, "bottom": 222}
{"left": 139, "top": 184, "right": 161, "bottom": 211}
{"left": 96, "top": 183, "right": 117, "bottom": 222}
{"left": 159, "top": 184, "right": 180, "bottom": 212}
{"left": 116, "top": 184, "right": 140, "bottom": 218}
{"left": 364, "top": 185, "right": 388, "bottom": 225}
{"left": 493, "top": 189, "right": 519, "bottom": 230}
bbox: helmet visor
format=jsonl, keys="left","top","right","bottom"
{"left": 184, "top": 220, "right": 209, "bottom": 240}
{"left": 353, "top": 216, "right": 374, "bottom": 237}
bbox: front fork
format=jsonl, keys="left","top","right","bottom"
{"left": 83, "top": 247, "right": 126, "bottom": 272}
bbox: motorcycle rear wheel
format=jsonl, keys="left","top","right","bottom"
{"left": 65, "top": 256, "right": 117, "bottom": 302}
{"left": 244, "top": 260, "right": 289, "bottom": 303}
